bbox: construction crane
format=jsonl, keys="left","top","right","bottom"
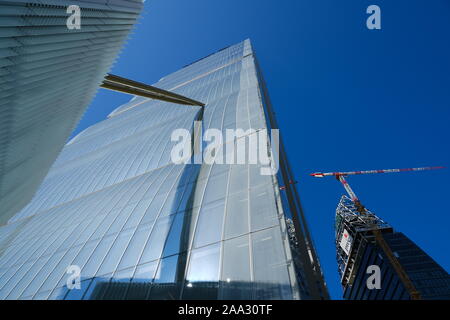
{"left": 310, "top": 166, "right": 445, "bottom": 300}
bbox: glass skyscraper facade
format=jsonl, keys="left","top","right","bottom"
{"left": 0, "top": 40, "right": 328, "bottom": 300}
{"left": 342, "top": 232, "right": 450, "bottom": 300}
{"left": 0, "top": 0, "right": 143, "bottom": 223}
{"left": 336, "top": 196, "right": 450, "bottom": 300}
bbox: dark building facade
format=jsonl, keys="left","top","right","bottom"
{"left": 336, "top": 196, "right": 450, "bottom": 300}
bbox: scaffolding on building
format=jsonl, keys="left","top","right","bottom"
{"left": 335, "top": 195, "right": 392, "bottom": 288}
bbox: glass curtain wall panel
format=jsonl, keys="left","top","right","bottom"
{"left": 0, "top": 0, "right": 143, "bottom": 223}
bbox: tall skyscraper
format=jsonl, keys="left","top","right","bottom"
{"left": 0, "top": 0, "right": 143, "bottom": 223}
{"left": 0, "top": 40, "right": 328, "bottom": 300}
{"left": 336, "top": 196, "right": 450, "bottom": 299}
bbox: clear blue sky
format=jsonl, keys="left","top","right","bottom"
{"left": 72, "top": 0, "right": 450, "bottom": 299}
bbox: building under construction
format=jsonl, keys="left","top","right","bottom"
{"left": 335, "top": 195, "right": 450, "bottom": 300}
